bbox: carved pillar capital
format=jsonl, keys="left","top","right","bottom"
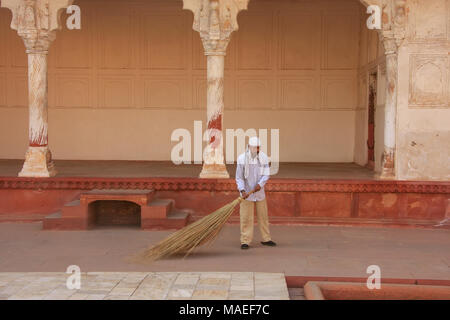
{"left": 380, "top": 0, "right": 407, "bottom": 54}
{"left": 1, "top": 0, "right": 73, "bottom": 53}
{"left": 183, "top": 0, "right": 249, "bottom": 55}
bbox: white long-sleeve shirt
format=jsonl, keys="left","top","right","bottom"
{"left": 235, "top": 151, "right": 270, "bottom": 202}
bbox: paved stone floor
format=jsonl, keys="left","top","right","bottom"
{"left": 0, "top": 223, "right": 449, "bottom": 281}
{"left": 0, "top": 272, "right": 289, "bottom": 300}
{"left": 0, "top": 160, "right": 377, "bottom": 179}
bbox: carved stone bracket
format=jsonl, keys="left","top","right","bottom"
{"left": 380, "top": 0, "right": 407, "bottom": 53}
{"left": 2, "top": 0, "right": 73, "bottom": 53}
{"left": 183, "top": 0, "right": 249, "bottom": 55}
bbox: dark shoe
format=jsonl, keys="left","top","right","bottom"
{"left": 261, "top": 240, "right": 277, "bottom": 247}
{"left": 241, "top": 244, "right": 249, "bottom": 250}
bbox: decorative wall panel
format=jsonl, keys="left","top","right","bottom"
{"left": 143, "top": 78, "right": 186, "bottom": 109}
{"left": 279, "top": 13, "right": 319, "bottom": 70}
{"left": 142, "top": 14, "right": 187, "bottom": 70}
{"left": 0, "top": 0, "right": 361, "bottom": 111}
{"left": 6, "top": 74, "right": 27, "bottom": 107}
{"left": 237, "top": 12, "right": 273, "bottom": 70}
{"left": 409, "top": 54, "right": 448, "bottom": 107}
{"left": 97, "top": 11, "right": 134, "bottom": 70}
{"left": 321, "top": 75, "right": 356, "bottom": 110}
{"left": 55, "top": 76, "right": 91, "bottom": 108}
{"left": 237, "top": 78, "right": 274, "bottom": 110}
{"left": 321, "top": 13, "right": 358, "bottom": 70}
{"left": 99, "top": 77, "right": 134, "bottom": 108}
{"left": 410, "top": 0, "right": 448, "bottom": 41}
{"left": 280, "top": 78, "right": 316, "bottom": 110}
{"left": 52, "top": 13, "right": 92, "bottom": 69}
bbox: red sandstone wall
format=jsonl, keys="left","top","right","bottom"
{"left": 0, "top": 188, "right": 447, "bottom": 226}
{"left": 0, "top": 190, "right": 81, "bottom": 220}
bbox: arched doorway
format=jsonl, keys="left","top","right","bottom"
{"left": 89, "top": 200, "right": 141, "bottom": 228}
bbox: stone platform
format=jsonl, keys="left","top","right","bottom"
{"left": 0, "top": 160, "right": 448, "bottom": 228}
{"left": 0, "top": 272, "right": 289, "bottom": 300}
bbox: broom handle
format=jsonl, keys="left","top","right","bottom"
{"left": 239, "top": 188, "right": 259, "bottom": 201}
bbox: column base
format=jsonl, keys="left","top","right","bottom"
{"left": 378, "top": 169, "right": 395, "bottom": 180}
{"left": 378, "top": 149, "right": 395, "bottom": 180}
{"left": 18, "top": 146, "right": 57, "bottom": 178}
{"left": 199, "top": 163, "right": 230, "bottom": 179}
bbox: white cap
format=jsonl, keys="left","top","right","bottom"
{"left": 249, "top": 136, "right": 260, "bottom": 147}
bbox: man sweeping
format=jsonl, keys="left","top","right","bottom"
{"left": 236, "top": 137, "right": 276, "bottom": 250}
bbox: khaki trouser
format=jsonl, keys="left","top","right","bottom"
{"left": 239, "top": 198, "right": 272, "bottom": 245}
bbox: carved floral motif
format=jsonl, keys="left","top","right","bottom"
{"left": 0, "top": 177, "right": 448, "bottom": 194}
{"left": 2, "top": 0, "right": 73, "bottom": 53}
{"left": 183, "top": 0, "right": 249, "bottom": 54}
{"left": 380, "top": 0, "right": 407, "bottom": 51}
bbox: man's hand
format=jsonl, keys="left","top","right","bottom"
{"left": 254, "top": 184, "right": 261, "bottom": 192}
{"left": 240, "top": 190, "right": 249, "bottom": 199}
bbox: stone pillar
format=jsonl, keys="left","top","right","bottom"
{"left": 1, "top": 0, "right": 73, "bottom": 177}
{"left": 202, "top": 53, "right": 227, "bottom": 178}
{"left": 378, "top": 0, "right": 406, "bottom": 180}
{"left": 21, "top": 47, "right": 56, "bottom": 177}
{"left": 184, "top": 0, "right": 249, "bottom": 178}
{"left": 380, "top": 38, "right": 397, "bottom": 179}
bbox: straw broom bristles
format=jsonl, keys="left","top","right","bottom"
{"left": 130, "top": 196, "right": 246, "bottom": 263}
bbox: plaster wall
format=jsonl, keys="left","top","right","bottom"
{"left": 0, "top": 0, "right": 369, "bottom": 163}
{"left": 396, "top": 0, "right": 450, "bottom": 180}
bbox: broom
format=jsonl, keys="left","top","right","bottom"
{"left": 131, "top": 189, "right": 258, "bottom": 263}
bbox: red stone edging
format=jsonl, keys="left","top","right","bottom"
{"left": 0, "top": 176, "right": 449, "bottom": 193}
{"left": 285, "top": 275, "right": 450, "bottom": 288}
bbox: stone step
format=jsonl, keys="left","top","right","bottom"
{"left": 141, "top": 209, "right": 190, "bottom": 230}
{"left": 142, "top": 199, "right": 174, "bottom": 219}
{"left": 61, "top": 201, "right": 83, "bottom": 218}
{"left": 167, "top": 210, "right": 190, "bottom": 220}
{"left": 43, "top": 193, "right": 192, "bottom": 231}
{"left": 42, "top": 212, "right": 62, "bottom": 230}
{"left": 140, "top": 198, "right": 191, "bottom": 230}
{"left": 42, "top": 211, "right": 89, "bottom": 230}
{"left": 64, "top": 200, "right": 80, "bottom": 207}
{"left": 45, "top": 212, "right": 62, "bottom": 219}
